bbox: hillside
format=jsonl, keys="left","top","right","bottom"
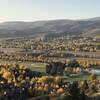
{"left": 0, "top": 17, "right": 100, "bottom": 38}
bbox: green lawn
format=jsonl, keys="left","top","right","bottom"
{"left": 0, "top": 60, "right": 47, "bottom": 72}
{"left": 28, "top": 63, "right": 46, "bottom": 72}
{"left": 63, "top": 74, "right": 100, "bottom": 82}
{"left": 14, "top": 62, "right": 47, "bottom": 72}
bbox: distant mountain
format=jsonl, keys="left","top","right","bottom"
{"left": 0, "top": 17, "right": 100, "bottom": 38}
{"left": 86, "top": 17, "right": 100, "bottom": 21}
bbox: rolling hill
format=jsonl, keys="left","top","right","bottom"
{"left": 0, "top": 17, "right": 100, "bottom": 38}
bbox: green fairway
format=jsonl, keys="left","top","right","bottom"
{"left": 63, "top": 74, "right": 100, "bottom": 82}
{"left": 28, "top": 63, "right": 47, "bottom": 72}
{"left": 0, "top": 60, "right": 47, "bottom": 72}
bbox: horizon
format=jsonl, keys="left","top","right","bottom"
{"left": 0, "top": 0, "right": 100, "bottom": 22}
{"left": 0, "top": 16, "right": 100, "bottom": 23}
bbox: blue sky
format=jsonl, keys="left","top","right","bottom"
{"left": 0, "top": 0, "right": 100, "bottom": 22}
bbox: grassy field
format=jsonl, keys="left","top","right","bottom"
{"left": 27, "top": 63, "right": 47, "bottom": 72}
{"left": 0, "top": 60, "right": 47, "bottom": 72}
{"left": 63, "top": 74, "right": 100, "bottom": 82}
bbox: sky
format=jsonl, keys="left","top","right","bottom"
{"left": 0, "top": 0, "right": 100, "bottom": 22}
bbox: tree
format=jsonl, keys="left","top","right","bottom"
{"left": 68, "top": 81, "right": 85, "bottom": 100}
{"left": 46, "top": 62, "right": 66, "bottom": 75}
{"left": 68, "top": 60, "right": 80, "bottom": 68}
